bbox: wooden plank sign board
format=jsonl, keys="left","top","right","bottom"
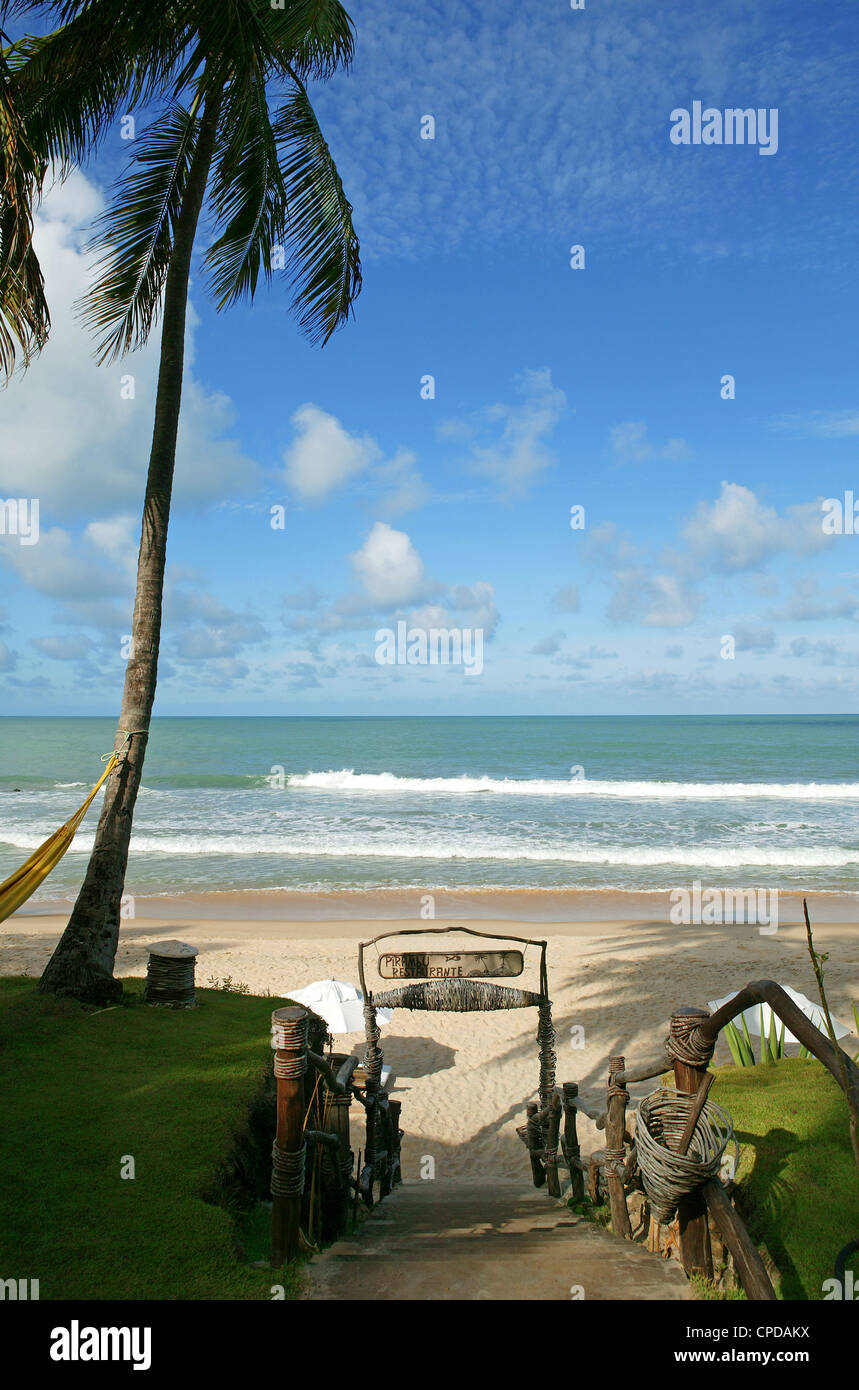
{"left": 378, "top": 950, "right": 524, "bottom": 980}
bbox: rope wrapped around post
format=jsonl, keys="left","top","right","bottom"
{"left": 536, "top": 998, "right": 560, "bottom": 1196}
{"left": 270, "top": 1140, "right": 307, "bottom": 1196}
{"left": 363, "top": 999, "right": 384, "bottom": 1085}
{"left": 666, "top": 1010, "right": 716, "bottom": 1070}
{"left": 603, "top": 1063, "right": 629, "bottom": 1177}
{"left": 604, "top": 1055, "right": 633, "bottom": 1238}
{"left": 359, "top": 998, "right": 384, "bottom": 1209}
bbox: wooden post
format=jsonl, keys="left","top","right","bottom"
{"left": 670, "top": 1007, "right": 714, "bottom": 1281}
{"left": 378, "top": 1091, "right": 393, "bottom": 1199}
{"left": 703, "top": 1178, "right": 777, "bottom": 1300}
{"left": 270, "top": 1006, "right": 307, "bottom": 1267}
{"left": 324, "top": 1052, "right": 353, "bottom": 1238}
{"left": 360, "top": 1083, "right": 377, "bottom": 1208}
{"left": 588, "top": 1155, "right": 602, "bottom": 1205}
{"left": 352, "top": 1147, "right": 362, "bottom": 1228}
{"left": 605, "top": 1055, "right": 632, "bottom": 1239}
{"left": 562, "top": 1083, "right": 584, "bottom": 1202}
{"left": 526, "top": 1102, "right": 546, "bottom": 1188}
{"left": 389, "top": 1098, "right": 403, "bottom": 1186}
{"left": 545, "top": 1088, "right": 562, "bottom": 1198}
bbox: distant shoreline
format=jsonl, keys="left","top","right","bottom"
{"left": 16, "top": 885, "right": 859, "bottom": 924}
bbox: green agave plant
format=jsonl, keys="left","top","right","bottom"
{"left": 724, "top": 1007, "right": 788, "bottom": 1067}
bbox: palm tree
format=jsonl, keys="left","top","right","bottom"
{"left": 3, "top": 0, "right": 361, "bottom": 1003}
{"left": 0, "top": 27, "right": 50, "bottom": 374}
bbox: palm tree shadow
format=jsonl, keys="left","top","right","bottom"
{"left": 382, "top": 1036, "right": 457, "bottom": 1084}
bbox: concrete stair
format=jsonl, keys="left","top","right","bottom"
{"left": 304, "top": 1179, "right": 693, "bottom": 1301}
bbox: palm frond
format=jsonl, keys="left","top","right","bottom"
{"left": 269, "top": 72, "right": 361, "bottom": 343}
{"left": 203, "top": 71, "right": 285, "bottom": 308}
{"left": 6, "top": 5, "right": 195, "bottom": 170}
{"left": 0, "top": 33, "right": 49, "bottom": 377}
{"left": 78, "top": 104, "right": 199, "bottom": 362}
{"left": 264, "top": 0, "right": 355, "bottom": 80}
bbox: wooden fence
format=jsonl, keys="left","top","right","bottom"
{"left": 269, "top": 1005, "right": 402, "bottom": 1266}
{"left": 533, "top": 978, "right": 859, "bottom": 1300}
{"left": 267, "top": 970, "right": 859, "bottom": 1299}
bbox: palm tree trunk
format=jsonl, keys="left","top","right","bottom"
{"left": 39, "top": 94, "right": 222, "bottom": 1004}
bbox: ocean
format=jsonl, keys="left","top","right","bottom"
{"left": 1, "top": 715, "right": 857, "bottom": 909}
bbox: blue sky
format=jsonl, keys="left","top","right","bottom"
{"left": 2, "top": 0, "right": 859, "bottom": 714}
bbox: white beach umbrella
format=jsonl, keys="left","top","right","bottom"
{"left": 285, "top": 978, "right": 393, "bottom": 1035}
{"left": 707, "top": 984, "right": 851, "bottom": 1046}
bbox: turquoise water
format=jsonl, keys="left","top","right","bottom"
{"left": 0, "top": 715, "right": 857, "bottom": 901}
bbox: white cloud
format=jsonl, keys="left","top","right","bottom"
{"left": 165, "top": 587, "right": 268, "bottom": 661}
{"left": 1, "top": 525, "right": 125, "bottom": 601}
{"left": 530, "top": 629, "right": 565, "bottom": 656}
{"left": 447, "top": 580, "right": 498, "bottom": 637}
{"left": 313, "top": 1, "right": 843, "bottom": 269}
{"left": 609, "top": 421, "right": 691, "bottom": 464}
{"left": 0, "top": 172, "right": 259, "bottom": 519}
{"left": 351, "top": 522, "right": 430, "bottom": 605}
{"left": 373, "top": 449, "right": 430, "bottom": 516}
{"left": 553, "top": 584, "right": 580, "bottom": 613}
{"left": 282, "top": 406, "right": 430, "bottom": 515}
{"left": 770, "top": 410, "right": 859, "bottom": 438}
{"left": 84, "top": 515, "right": 138, "bottom": 580}
{"left": 770, "top": 577, "right": 859, "bottom": 623}
{"left": 607, "top": 570, "right": 700, "bottom": 628}
{"left": 284, "top": 403, "right": 380, "bottom": 500}
{"left": 682, "top": 482, "right": 828, "bottom": 571}
{"left": 734, "top": 624, "right": 776, "bottom": 652}
{"left": 441, "top": 368, "right": 566, "bottom": 493}
{"left": 32, "top": 634, "right": 96, "bottom": 661}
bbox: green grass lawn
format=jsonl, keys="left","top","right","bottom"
{"left": 0, "top": 975, "right": 302, "bottom": 1300}
{"left": 714, "top": 1058, "right": 859, "bottom": 1300}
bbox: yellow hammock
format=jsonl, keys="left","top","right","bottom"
{"left": 0, "top": 752, "right": 120, "bottom": 925}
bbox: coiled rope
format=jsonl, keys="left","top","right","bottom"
{"left": 635, "top": 1086, "right": 734, "bottom": 1223}
{"left": 666, "top": 1013, "right": 715, "bottom": 1068}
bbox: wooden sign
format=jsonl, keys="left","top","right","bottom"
{"left": 378, "top": 950, "right": 524, "bottom": 980}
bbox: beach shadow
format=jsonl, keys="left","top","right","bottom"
{"left": 381, "top": 1036, "right": 457, "bottom": 1082}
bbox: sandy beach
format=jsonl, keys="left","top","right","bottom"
{"left": 6, "top": 900, "right": 857, "bottom": 1180}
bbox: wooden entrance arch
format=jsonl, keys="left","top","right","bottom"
{"left": 357, "top": 926, "right": 560, "bottom": 1202}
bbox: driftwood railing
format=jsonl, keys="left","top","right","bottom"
{"left": 269, "top": 1005, "right": 403, "bottom": 1265}
{"left": 526, "top": 979, "right": 859, "bottom": 1300}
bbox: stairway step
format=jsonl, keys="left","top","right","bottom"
{"left": 304, "top": 1180, "right": 692, "bottom": 1302}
